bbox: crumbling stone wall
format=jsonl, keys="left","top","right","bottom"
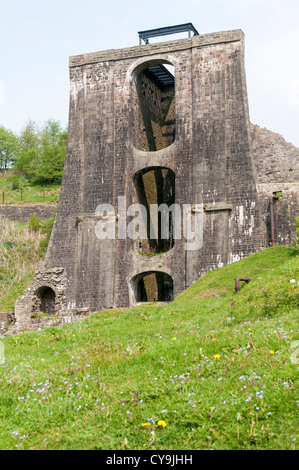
{"left": 251, "top": 124, "right": 299, "bottom": 183}
{"left": 13, "top": 267, "right": 91, "bottom": 332}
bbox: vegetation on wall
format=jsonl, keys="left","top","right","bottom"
{"left": 0, "top": 211, "right": 56, "bottom": 312}
{"left": 291, "top": 216, "right": 299, "bottom": 249}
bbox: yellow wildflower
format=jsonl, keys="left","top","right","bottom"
{"left": 157, "top": 420, "right": 167, "bottom": 428}
{"left": 172, "top": 337, "right": 177, "bottom": 341}
{"left": 270, "top": 350, "right": 275, "bottom": 355}
{"left": 214, "top": 354, "right": 221, "bottom": 359}
{"left": 142, "top": 423, "right": 151, "bottom": 428}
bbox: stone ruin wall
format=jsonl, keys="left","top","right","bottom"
{"left": 251, "top": 124, "right": 299, "bottom": 246}
{"left": 251, "top": 124, "right": 299, "bottom": 183}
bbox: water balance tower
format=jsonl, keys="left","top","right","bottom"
{"left": 15, "top": 24, "right": 263, "bottom": 328}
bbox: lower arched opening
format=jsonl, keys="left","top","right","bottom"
{"left": 132, "top": 271, "right": 173, "bottom": 303}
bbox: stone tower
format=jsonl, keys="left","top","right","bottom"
{"left": 15, "top": 28, "right": 264, "bottom": 327}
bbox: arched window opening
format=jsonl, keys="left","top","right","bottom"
{"left": 133, "top": 61, "right": 175, "bottom": 152}
{"left": 133, "top": 166, "right": 175, "bottom": 254}
{"left": 132, "top": 271, "right": 173, "bottom": 303}
{"left": 34, "top": 286, "right": 56, "bottom": 314}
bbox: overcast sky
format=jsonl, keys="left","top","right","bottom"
{"left": 0, "top": 0, "right": 298, "bottom": 146}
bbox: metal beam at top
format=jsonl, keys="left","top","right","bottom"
{"left": 138, "top": 23, "right": 199, "bottom": 45}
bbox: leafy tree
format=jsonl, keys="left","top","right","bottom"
{"left": 0, "top": 126, "right": 18, "bottom": 173}
{"left": 13, "top": 120, "right": 40, "bottom": 179}
{"left": 36, "top": 119, "right": 67, "bottom": 184}
{"left": 13, "top": 119, "right": 67, "bottom": 184}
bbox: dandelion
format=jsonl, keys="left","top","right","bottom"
{"left": 270, "top": 350, "right": 275, "bottom": 355}
{"left": 142, "top": 423, "right": 151, "bottom": 428}
{"left": 214, "top": 354, "right": 221, "bottom": 359}
{"left": 290, "top": 279, "right": 296, "bottom": 284}
{"left": 212, "top": 338, "right": 216, "bottom": 341}
{"left": 172, "top": 337, "right": 177, "bottom": 341}
{"left": 157, "top": 420, "right": 167, "bottom": 428}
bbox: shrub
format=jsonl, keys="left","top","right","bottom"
{"left": 28, "top": 214, "right": 41, "bottom": 232}
{"left": 10, "top": 176, "right": 21, "bottom": 190}
{"left": 39, "top": 209, "right": 56, "bottom": 256}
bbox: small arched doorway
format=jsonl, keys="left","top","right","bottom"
{"left": 132, "top": 271, "right": 173, "bottom": 303}
{"left": 34, "top": 286, "right": 56, "bottom": 314}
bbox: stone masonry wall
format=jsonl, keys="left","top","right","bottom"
{"left": 251, "top": 124, "right": 299, "bottom": 183}
{"left": 257, "top": 183, "right": 299, "bottom": 247}
{"left": 0, "top": 204, "right": 57, "bottom": 223}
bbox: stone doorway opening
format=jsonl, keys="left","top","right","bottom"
{"left": 34, "top": 286, "right": 56, "bottom": 314}
{"left": 132, "top": 271, "right": 173, "bottom": 303}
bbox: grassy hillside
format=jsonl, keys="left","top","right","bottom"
{"left": 0, "top": 215, "right": 55, "bottom": 312}
{"left": 0, "top": 173, "right": 60, "bottom": 204}
{"left": 0, "top": 246, "right": 298, "bottom": 450}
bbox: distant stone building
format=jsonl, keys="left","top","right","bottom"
{"left": 13, "top": 28, "right": 298, "bottom": 331}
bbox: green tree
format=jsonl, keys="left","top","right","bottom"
{"left": 13, "top": 119, "right": 67, "bottom": 184}
{"left": 13, "top": 120, "right": 40, "bottom": 178}
{"left": 36, "top": 119, "right": 67, "bottom": 183}
{"left": 0, "top": 126, "right": 18, "bottom": 173}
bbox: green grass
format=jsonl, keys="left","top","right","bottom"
{"left": 0, "top": 246, "right": 298, "bottom": 450}
{"left": 0, "top": 174, "right": 60, "bottom": 204}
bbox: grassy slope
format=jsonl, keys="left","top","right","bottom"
{"left": 0, "top": 246, "right": 298, "bottom": 450}
{"left": 0, "top": 174, "right": 60, "bottom": 204}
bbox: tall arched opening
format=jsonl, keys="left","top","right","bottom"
{"left": 133, "top": 166, "right": 175, "bottom": 254}
{"left": 132, "top": 60, "right": 175, "bottom": 152}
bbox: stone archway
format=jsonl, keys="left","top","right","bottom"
{"left": 131, "top": 271, "right": 173, "bottom": 303}
{"left": 34, "top": 286, "right": 56, "bottom": 314}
